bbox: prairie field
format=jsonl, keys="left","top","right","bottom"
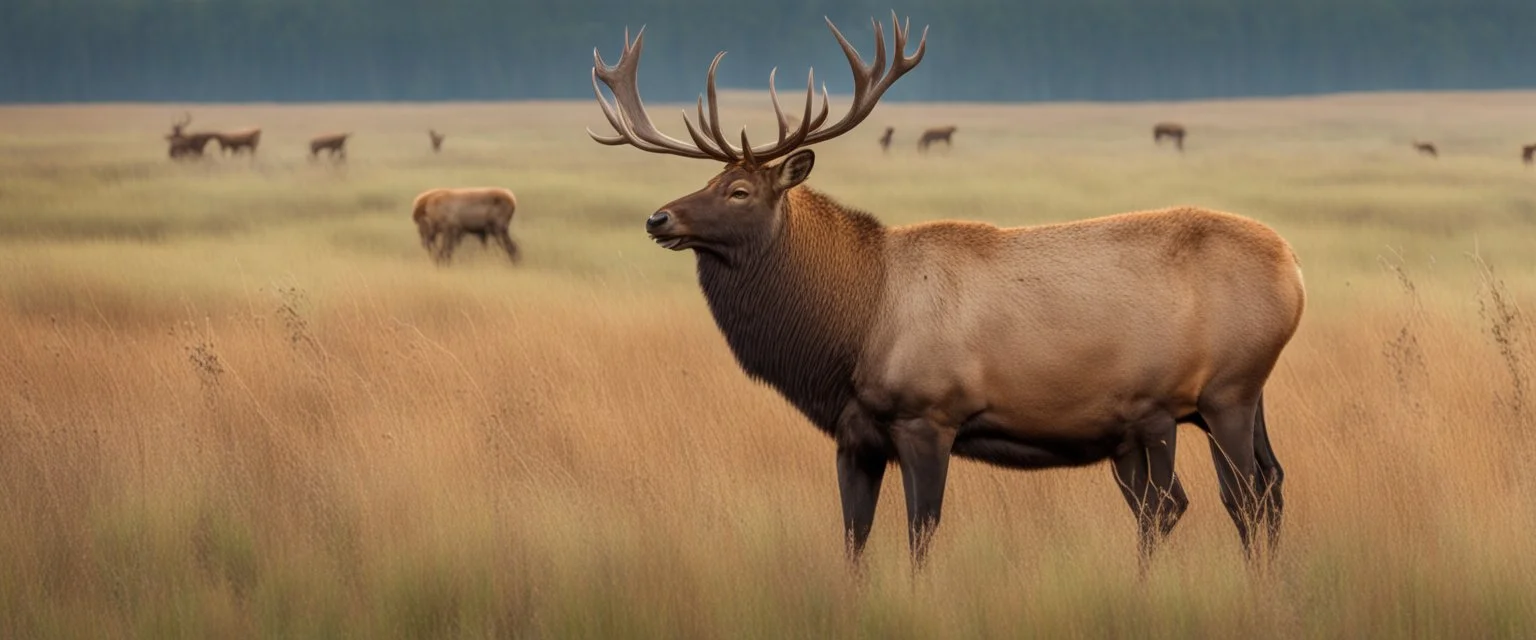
{"left": 2, "top": 93, "right": 1535, "bottom": 638}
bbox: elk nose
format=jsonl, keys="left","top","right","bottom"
{"left": 646, "top": 211, "right": 672, "bottom": 232}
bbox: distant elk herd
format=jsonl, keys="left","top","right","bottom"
{"left": 162, "top": 112, "right": 449, "bottom": 163}
{"left": 163, "top": 110, "right": 1536, "bottom": 169}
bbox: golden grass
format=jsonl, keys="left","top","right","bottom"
{"left": 2, "top": 92, "right": 1535, "bottom": 638}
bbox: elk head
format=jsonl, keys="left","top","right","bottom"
{"left": 587, "top": 12, "right": 926, "bottom": 258}
{"left": 166, "top": 112, "right": 192, "bottom": 141}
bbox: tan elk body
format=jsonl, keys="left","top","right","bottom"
{"left": 215, "top": 128, "right": 262, "bottom": 155}
{"left": 588, "top": 13, "right": 1305, "bottom": 570}
{"left": 310, "top": 133, "right": 350, "bottom": 160}
{"left": 412, "top": 187, "right": 520, "bottom": 265}
{"left": 917, "top": 125, "right": 955, "bottom": 152}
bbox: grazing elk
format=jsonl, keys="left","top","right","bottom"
{"left": 588, "top": 13, "right": 1305, "bottom": 571}
{"left": 215, "top": 128, "right": 262, "bottom": 156}
{"left": 1413, "top": 140, "right": 1438, "bottom": 158}
{"left": 916, "top": 125, "right": 956, "bottom": 153}
{"left": 1522, "top": 143, "right": 1534, "bottom": 166}
{"left": 164, "top": 112, "right": 216, "bottom": 160}
{"left": 879, "top": 126, "right": 894, "bottom": 153}
{"left": 1153, "top": 122, "right": 1186, "bottom": 151}
{"left": 412, "top": 187, "right": 520, "bottom": 265}
{"left": 429, "top": 129, "right": 446, "bottom": 153}
{"left": 309, "top": 133, "right": 350, "bottom": 161}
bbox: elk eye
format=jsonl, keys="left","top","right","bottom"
{"left": 730, "top": 189, "right": 750, "bottom": 199}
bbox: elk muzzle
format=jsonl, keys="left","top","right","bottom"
{"left": 646, "top": 210, "right": 688, "bottom": 250}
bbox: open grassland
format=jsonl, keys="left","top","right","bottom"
{"left": 2, "top": 93, "right": 1535, "bottom": 638}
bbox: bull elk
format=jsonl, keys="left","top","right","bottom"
{"left": 412, "top": 187, "right": 520, "bottom": 265}
{"left": 309, "top": 133, "right": 350, "bottom": 161}
{"left": 587, "top": 12, "right": 1306, "bottom": 571}
{"left": 916, "top": 126, "right": 956, "bottom": 153}
{"left": 1153, "top": 122, "right": 1186, "bottom": 151}
{"left": 1412, "top": 140, "right": 1438, "bottom": 158}
{"left": 164, "top": 112, "right": 215, "bottom": 160}
{"left": 879, "top": 126, "right": 894, "bottom": 153}
{"left": 1522, "top": 143, "right": 1534, "bottom": 166}
{"left": 429, "top": 129, "right": 446, "bottom": 153}
{"left": 215, "top": 128, "right": 262, "bottom": 156}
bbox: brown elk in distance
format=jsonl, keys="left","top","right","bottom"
{"left": 412, "top": 187, "right": 519, "bottom": 265}
{"left": 1153, "top": 122, "right": 1186, "bottom": 151}
{"left": 588, "top": 13, "right": 1305, "bottom": 571}
{"left": 1522, "top": 143, "right": 1534, "bottom": 166}
{"left": 215, "top": 128, "right": 262, "bottom": 156}
{"left": 879, "top": 126, "right": 894, "bottom": 153}
{"left": 916, "top": 125, "right": 955, "bottom": 153}
{"left": 309, "top": 133, "right": 350, "bottom": 161}
{"left": 164, "top": 112, "right": 216, "bottom": 160}
{"left": 429, "top": 129, "right": 446, "bottom": 153}
{"left": 1412, "top": 140, "right": 1438, "bottom": 158}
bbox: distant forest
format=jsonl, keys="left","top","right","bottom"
{"left": 3, "top": 0, "right": 1534, "bottom": 103}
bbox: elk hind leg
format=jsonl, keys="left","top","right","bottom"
{"left": 1111, "top": 415, "right": 1188, "bottom": 573}
{"left": 1252, "top": 394, "right": 1284, "bottom": 553}
{"left": 1197, "top": 394, "right": 1264, "bottom": 560}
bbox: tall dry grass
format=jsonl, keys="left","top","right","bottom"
{"left": 2, "top": 95, "right": 1535, "bottom": 637}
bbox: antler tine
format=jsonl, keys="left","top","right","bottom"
{"left": 768, "top": 68, "right": 790, "bottom": 144}
{"left": 809, "top": 82, "right": 832, "bottom": 131}
{"left": 740, "top": 128, "right": 756, "bottom": 166}
{"left": 587, "top": 26, "right": 734, "bottom": 161}
{"left": 682, "top": 96, "right": 727, "bottom": 156}
{"left": 702, "top": 52, "right": 740, "bottom": 161}
{"left": 868, "top": 16, "right": 888, "bottom": 88}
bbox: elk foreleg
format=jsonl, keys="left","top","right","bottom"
{"left": 493, "top": 228, "right": 522, "bottom": 265}
{"left": 836, "top": 404, "right": 888, "bottom": 568}
{"left": 435, "top": 229, "right": 464, "bottom": 265}
{"left": 890, "top": 415, "right": 958, "bottom": 569}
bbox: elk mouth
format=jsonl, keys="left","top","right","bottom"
{"left": 650, "top": 234, "right": 690, "bottom": 251}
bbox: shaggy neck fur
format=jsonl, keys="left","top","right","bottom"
{"left": 695, "top": 187, "right": 888, "bottom": 434}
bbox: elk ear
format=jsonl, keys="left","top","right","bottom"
{"left": 774, "top": 149, "right": 815, "bottom": 191}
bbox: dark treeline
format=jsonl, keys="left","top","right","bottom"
{"left": 3, "top": 0, "right": 1534, "bottom": 104}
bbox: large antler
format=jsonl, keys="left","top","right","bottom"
{"left": 589, "top": 27, "right": 727, "bottom": 160}
{"left": 588, "top": 11, "right": 928, "bottom": 166}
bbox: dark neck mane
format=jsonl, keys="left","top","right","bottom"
{"left": 694, "top": 187, "right": 887, "bottom": 433}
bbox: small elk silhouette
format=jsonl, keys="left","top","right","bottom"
{"left": 879, "top": 126, "right": 894, "bottom": 153}
{"left": 309, "top": 133, "right": 350, "bottom": 161}
{"left": 215, "top": 128, "right": 262, "bottom": 156}
{"left": 1153, "top": 122, "right": 1186, "bottom": 151}
{"left": 1522, "top": 143, "right": 1534, "bottom": 166}
{"left": 429, "top": 129, "right": 445, "bottom": 153}
{"left": 917, "top": 126, "right": 956, "bottom": 153}
{"left": 1412, "top": 140, "right": 1438, "bottom": 158}
{"left": 164, "top": 112, "right": 216, "bottom": 160}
